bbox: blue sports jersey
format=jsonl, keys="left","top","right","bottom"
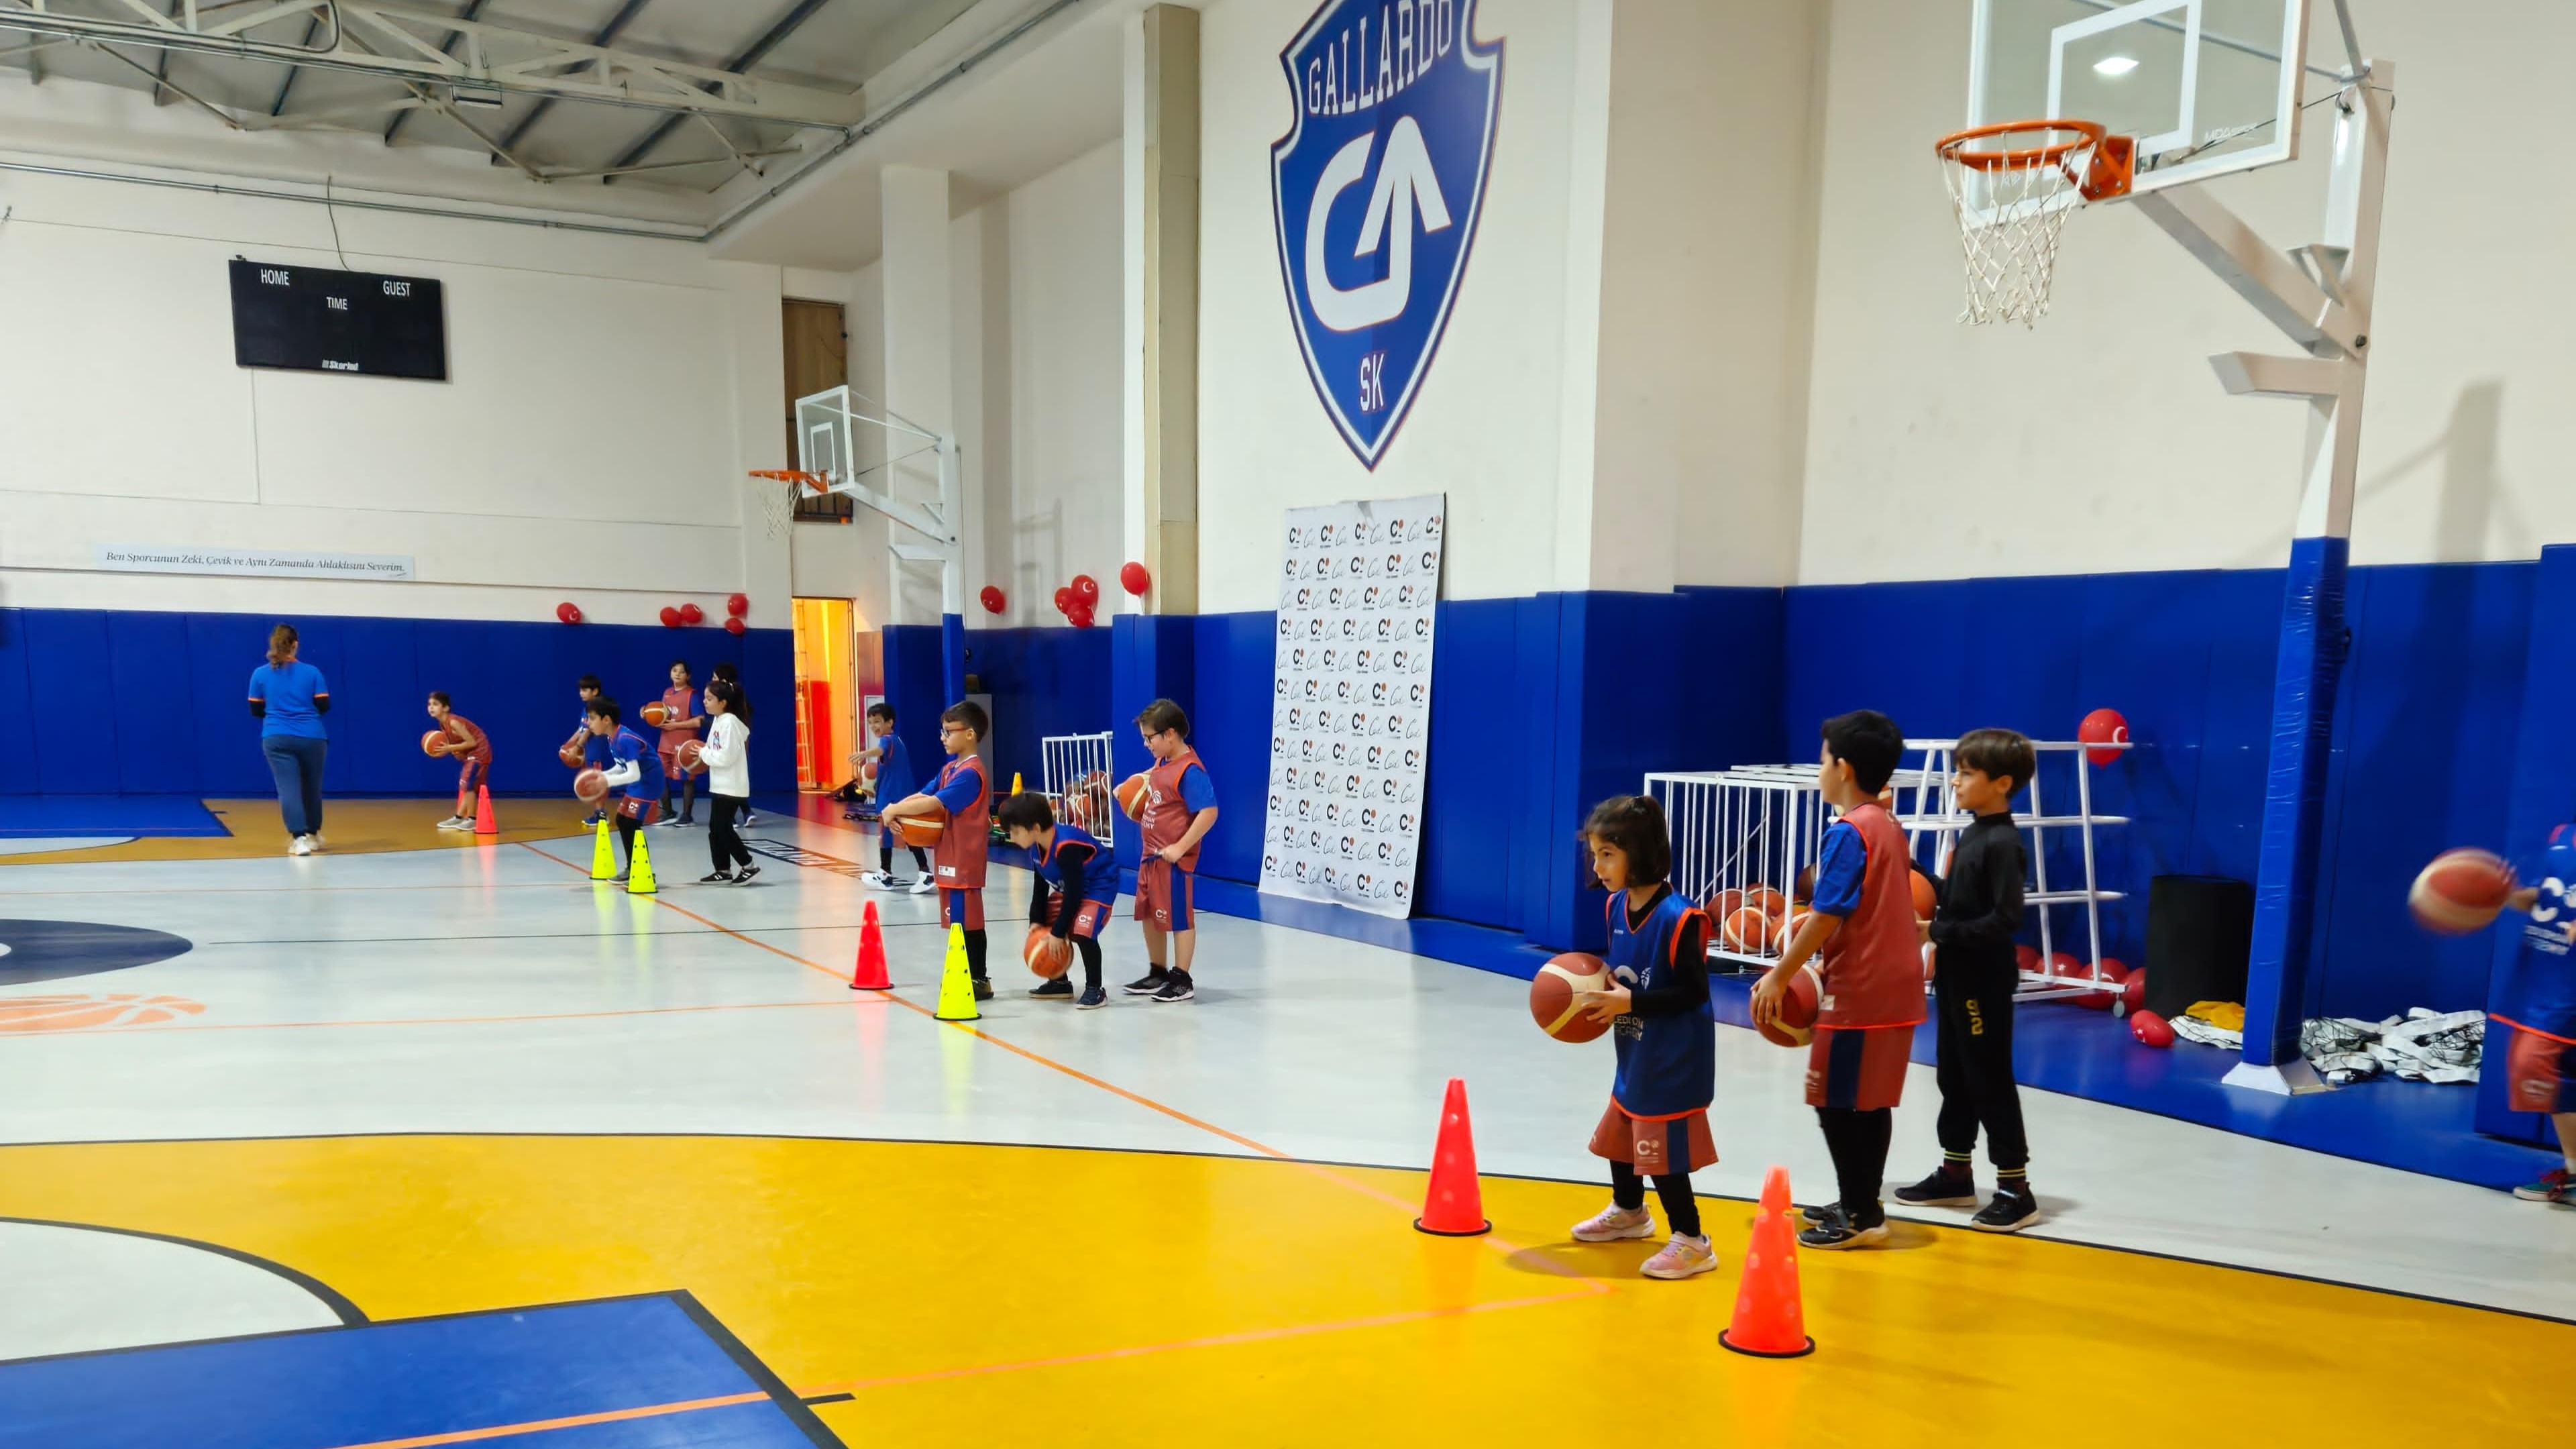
{"left": 1811, "top": 818, "right": 1866, "bottom": 918}
{"left": 1606, "top": 890, "right": 1715, "bottom": 1118}
{"left": 1034, "top": 824, "right": 1118, "bottom": 906}
{"left": 248, "top": 661, "right": 330, "bottom": 739}
{"left": 609, "top": 726, "right": 666, "bottom": 800}
{"left": 2497, "top": 824, "right": 2576, "bottom": 1040}
{"left": 875, "top": 734, "right": 917, "bottom": 803}
{"left": 579, "top": 710, "right": 610, "bottom": 766}
{"left": 1176, "top": 763, "right": 1216, "bottom": 814}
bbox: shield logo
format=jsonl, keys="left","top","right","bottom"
{"left": 1273, "top": 0, "right": 1501, "bottom": 468}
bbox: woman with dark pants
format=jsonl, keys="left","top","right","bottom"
{"left": 248, "top": 623, "right": 331, "bottom": 856}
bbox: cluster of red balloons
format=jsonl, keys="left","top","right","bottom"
{"left": 1053, "top": 574, "right": 1101, "bottom": 629}
{"left": 604, "top": 593, "right": 753, "bottom": 635}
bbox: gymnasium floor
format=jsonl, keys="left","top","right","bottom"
{"left": 1, "top": 810, "right": 2567, "bottom": 1446}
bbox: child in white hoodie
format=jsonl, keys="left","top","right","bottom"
{"left": 697, "top": 679, "right": 758, "bottom": 884}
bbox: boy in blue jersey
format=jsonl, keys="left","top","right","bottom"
{"left": 1571, "top": 794, "right": 1719, "bottom": 1280}
{"left": 2496, "top": 824, "right": 2576, "bottom": 1204}
{"left": 998, "top": 791, "right": 1116, "bottom": 1010}
{"left": 571, "top": 675, "right": 610, "bottom": 826}
{"left": 854, "top": 702, "right": 932, "bottom": 892}
{"left": 584, "top": 698, "right": 666, "bottom": 883}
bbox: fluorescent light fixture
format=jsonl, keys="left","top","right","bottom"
{"left": 2092, "top": 54, "right": 2140, "bottom": 76}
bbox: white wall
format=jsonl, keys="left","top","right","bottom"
{"left": 0, "top": 165, "right": 791, "bottom": 626}
{"left": 1799, "top": 0, "right": 2576, "bottom": 583}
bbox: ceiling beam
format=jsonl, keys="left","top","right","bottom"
{"left": 494, "top": 0, "right": 651, "bottom": 156}
{"left": 382, "top": 0, "right": 489, "bottom": 145}
{"left": 0, "top": 0, "right": 861, "bottom": 127}
{"left": 598, "top": 0, "right": 833, "bottom": 184}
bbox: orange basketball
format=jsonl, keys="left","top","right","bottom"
{"left": 861, "top": 758, "right": 879, "bottom": 781}
{"left": 642, "top": 702, "right": 671, "bottom": 727}
{"left": 1910, "top": 870, "right": 1937, "bottom": 919}
{"left": 574, "top": 768, "right": 608, "bottom": 804}
{"left": 1721, "top": 906, "right": 1775, "bottom": 955}
{"left": 1705, "top": 887, "right": 1745, "bottom": 920}
{"left": 2409, "top": 848, "right": 2516, "bottom": 934}
{"left": 1114, "top": 773, "right": 1149, "bottom": 820}
{"left": 1794, "top": 863, "right": 1817, "bottom": 904}
{"left": 420, "top": 729, "right": 447, "bottom": 757}
{"left": 892, "top": 814, "right": 945, "bottom": 848}
{"left": 558, "top": 742, "right": 586, "bottom": 769}
{"left": 1743, "top": 885, "right": 1788, "bottom": 921}
{"left": 1025, "top": 924, "right": 1072, "bottom": 979}
{"left": 1530, "top": 951, "right": 1610, "bottom": 1042}
{"left": 677, "top": 739, "right": 706, "bottom": 772}
{"left": 1772, "top": 908, "right": 1813, "bottom": 952}
{"left": 1758, "top": 965, "right": 1820, "bottom": 1048}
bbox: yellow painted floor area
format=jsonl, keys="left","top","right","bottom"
{"left": 2, "top": 1134, "right": 2563, "bottom": 1446}
{"left": 0, "top": 798, "right": 597, "bottom": 864}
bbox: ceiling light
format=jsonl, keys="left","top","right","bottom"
{"left": 2092, "top": 54, "right": 2141, "bottom": 76}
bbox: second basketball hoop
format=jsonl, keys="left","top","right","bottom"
{"left": 1935, "top": 119, "right": 2133, "bottom": 327}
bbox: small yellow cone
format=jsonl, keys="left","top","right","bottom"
{"left": 1010, "top": 772, "right": 1025, "bottom": 796}
{"left": 590, "top": 816, "right": 616, "bottom": 881}
{"left": 932, "top": 924, "right": 979, "bottom": 1021}
{"left": 626, "top": 829, "right": 659, "bottom": 896}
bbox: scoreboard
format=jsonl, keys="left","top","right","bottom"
{"left": 228, "top": 259, "right": 447, "bottom": 381}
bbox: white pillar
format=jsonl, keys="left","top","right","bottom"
{"left": 881, "top": 163, "right": 956, "bottom": 627}
{"left": 1120, "top": 3, "right": 1197, "bottom": 615}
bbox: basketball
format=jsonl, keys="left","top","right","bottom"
{"left": 1910, "top": 869, "right": 1936, "bottom": 919}
{"left": 420, "top": 729, "right": 446, "bottom": 757}
{"left": 573, "top": 768, "right": 608, "bottom": 804}
{"left": 1794, "top": 863, "right": 1815, "bottom": 903}
{"left": 2409, "top": 848, "right": 2516, "bottom": 934}
{"left": 1772, "top": 907, "right": 1813, "bottom": 952}
{"left": 677, "top": 739, "right": 705, "bottom": 772}
{"left": 1705, "top": 886, "right": 1745, "bottom": 919}
{"left": 1529, "top": 951, "right": 1609, "bottom": 1042}
{"left": 892, "top": 815, "right": 945, "bottom": 848}
{"left": 1758, "top": 964, "right": 1821, "bottom": 1048}
{"left": 861, "top": 758, "right": 878, "bottom": 781}
{"left": 1025, "top": 924, "right": 1071, "bottom": 979}
{"left": 642, "top": 702, "right": 671, "bottom": 727}
{"left": 1742, "top": 885, "right": 1787, "bottom": 920}
{"left": 559, "top": 741, "right": 586, "bottom": 769}
{"left": 1721, "top": 906, "right": 1774, "bottom": 955}
{"left": 1114, "top": 773, "right": 1149, "bottom": 820}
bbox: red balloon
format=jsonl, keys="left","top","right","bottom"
{"left": 2080, "top": 706, "right": 2131, "bottom": 766}
{"left": 678, "top": 602, "right": 705, "bottom": 625}
{"left": 555, "top": 602, "right": 582, "bottom": 625}
{"left": 658, "top": 606, "right": 681, "bottom": 627}
{"left": 1071, "top": 574, "right": 1099, "bottom": 604}
{"left": 2129, "top": 1009, "right": 2176, "bottom": 1048}
{"left": 724, "top": 617, "right": 746, "bottom": 637}
{"left": 1053, "top": 586, "right": 1073, "bottom": 613}
{"left": 726, "top": 592, "right": 749, "bottom": 617}
{"left": 979, "top": 585, "right": 1006, "bottom": 614}
{"left": 1068, "top": 604, "right": 1095, "bottom": 629}
{"left": 1120, "top": 561, "right": 1150, "bottom": 596}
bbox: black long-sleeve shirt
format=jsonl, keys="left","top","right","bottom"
{"left": 1929, "top": 811, "right": 2025, "bottom": 975}
{"left": 1623, "top": 885, "right": 1711, "bottom": 1018}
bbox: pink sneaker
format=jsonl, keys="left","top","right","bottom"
{"left": 1640, "top": 1233, "right": 1719, "bottom": 1280}
{"left": 1570, "top": 1203, "right": 1655, "bottom": 1242}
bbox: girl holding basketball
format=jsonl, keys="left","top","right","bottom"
{"left": 1572, "top": 794, "right": 1718, "bottom": 1279}
{"left": 694, "top": 680, "right": 757, "bottom": 884}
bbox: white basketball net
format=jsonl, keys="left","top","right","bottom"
{"left": 1940, "top": 136, "right": 2096, "bottom": 328}
{"left": 755, "top": 475, "right": 802, "bottom": 541}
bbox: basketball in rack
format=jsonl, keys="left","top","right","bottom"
{"left": 1935, "top": 119, "right": 2133, "bottom": 327}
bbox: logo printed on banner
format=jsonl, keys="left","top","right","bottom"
{"left": 1273, "top": 0, "right": 1501, "bottom": 469}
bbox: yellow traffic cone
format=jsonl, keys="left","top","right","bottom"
{"left": 1009, "top": 771, "right": 1024, "bottom": 797}
{"left": 626, "top": 830, "right": 659, "bottom": 896}
{"left": 590, "top": 816, "right": 616, "bottom": 881}
{"left": 932, "top": 924, "right": 979, "bottom": 1021}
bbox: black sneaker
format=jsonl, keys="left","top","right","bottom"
{"left": 1122, "top": 967, "right": 1172, "bottom": 996}
{"left": 732, "top": 863, "right": 761, "bottom": 885}
{"left": 1796, "top": 1202, "right": 1841, "bottom": 1228}
{"left": 1799, "top": 1208, "right": 1890, "bottom": 1250}
{"left": 1029, "top": 977, "right": 1074, "bottom": 1000}
{"left": 1893, "top": 1165, "right": 1978, "bottom": 1208}
{"left": 698, "top": 871, "right": 733, "bottom": 883}
{"left": 972, "top": 979, "right": 994, "bottom": 1002}
{"left": 1970, "top": 1186, "right": 2040, "bottom": 1234}
{"left": 1150, "top": 972, "right": 1195, "bottom": 1004}
{"left": 1075, "top": 985, "right": 1108, "bottom": 1010}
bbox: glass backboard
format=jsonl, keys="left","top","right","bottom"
{"left": 1968, "top": 0, "right": 2314, "bottom": 197}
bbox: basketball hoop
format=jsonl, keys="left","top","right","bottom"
{"left": 747, "top": 469, "right": 822, "bottom": 541}
{"left": 1935, "top": 120, "right": 2134, "bottom": 327}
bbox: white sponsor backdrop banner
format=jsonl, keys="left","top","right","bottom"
{"left": 95, "top": 544, "right": 415, "bottom": 581}
{"left": 1259, "top": 494, "right": 1444, "bottom": 919}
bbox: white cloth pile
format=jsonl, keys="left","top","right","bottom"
{"left": 2300, "top": 1009, "right": 2484, "bottom": 1085}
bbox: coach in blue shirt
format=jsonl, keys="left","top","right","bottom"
{"left": 248, "top": 623, "right": 330, "bottom": 857}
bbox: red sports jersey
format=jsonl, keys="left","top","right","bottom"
{"left": 442, "top": 714, "right": 493, "bottom": 767}
{"left": 931, "top": 756, "right": 991, "bottom": 890}
{"left": 1815, "top": 801, "right": 1925, "bottom": 1029}
{"left": 1140, "top": 747, "right": 1210, "bottom": 871}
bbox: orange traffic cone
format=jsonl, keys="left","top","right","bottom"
{"left": 1412, "top": 1077, "right": 1491, "bottom": 1236}
{"left": 472, "top": 784, "right": 498, "bottom": 837}
{"left": 1719, "top": 1165, "right": 1816, "bottom": 1358}
{"left": 849, "top": 900, "right": 892, "bottom": 991}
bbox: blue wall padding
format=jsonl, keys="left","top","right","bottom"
{"left": 2244, "top": 535, "right": 2351, "bottom": 1066}
{"left": 2480, "top": 544, "right": 2576, "bottom": 1145}
{"left": 0, "top": 607, "right": 792, "bottom": 798}
{"left": 879, "top": 623, "right": 1117, "bottom": 810}
{"left": 1110, "top": 613, "right": 1196, "bottom": 873}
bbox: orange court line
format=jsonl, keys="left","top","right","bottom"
{"left": 797, "top": 1289, "right": 1597, "bottom": 1397}
{"left": 320, "top": 1391, "right": 765, "bottom": 1449}
{"left": 8, "top": 998, "right": 854, "bottom": 1039}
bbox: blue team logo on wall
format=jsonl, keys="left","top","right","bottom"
{"left": 1273, "top": 0, "right": 1501, "bottom": 469}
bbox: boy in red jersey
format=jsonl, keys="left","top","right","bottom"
{"left": 1129, "top": 698, "right": 1218, "bottom": 1004}
{"left": 424, "top": 691, "right": 493, "bottom": 831}
{"left": 881, "top": 700, "right": 996, "bottom": 1002}
{"left": 1754, "top": 709, "right": 1919, "bottom": 1250}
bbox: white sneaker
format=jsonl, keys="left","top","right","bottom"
{"left": 1640, "top": 1233, "right": 1719, "bottom": 1280}
{"left": 307, "top": 834, "right": 325, "bottom": 851}
{"left": 862, "top": 871, "right": 898, "bottom": 889}
{"left": 1570, "top": 1203, "right": 1656, "bottom": 1242}
{"left": 435, "top": 816, "right": 470, "bottom": 831}
{"left": 907, "top": 875, "right": 937, "bottom": 896}
{"left": 288, "top": 835, "right": 314, "bottom": 857}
